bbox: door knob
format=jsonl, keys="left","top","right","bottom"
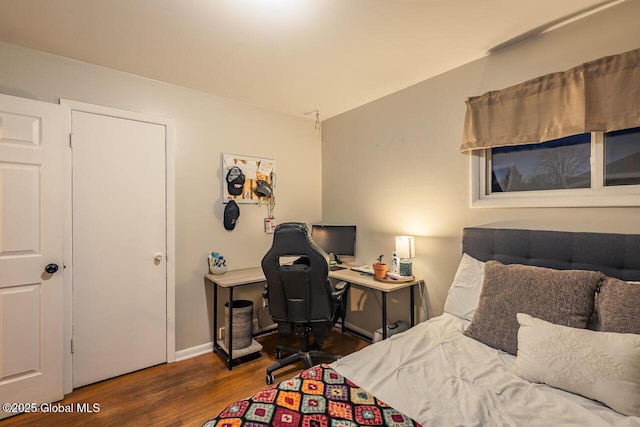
{"left": 45, "top": 263, "right": 59, "bottom": 274}
{"left": 154, "top": 253, "right": 163, "bottom": 262}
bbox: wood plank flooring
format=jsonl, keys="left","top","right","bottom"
{"left": 2, "top": 329, "right": 368, "bottom": 427}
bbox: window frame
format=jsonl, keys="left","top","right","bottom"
{"left": 471, "top": 132, "right": 640, "bottom": 208}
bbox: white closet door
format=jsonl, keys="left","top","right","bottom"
{"left": 72, "top": 111, "right": 167, "bottom": 388}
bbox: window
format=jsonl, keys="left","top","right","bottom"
{"left": 463, "top": 49, "right": 640, "bottom": 207}
{"left": 472, "top": 127, "right": 640, "bottom": 207}
{"left": 490, "top": 134, "right": 591, "bottom": 193}
{"left": 605, "top": 127, "right": 640, "bottom": 187}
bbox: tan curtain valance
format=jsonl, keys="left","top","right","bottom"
{"left": 461, "top": 48, "right": 640, "bottom": 152}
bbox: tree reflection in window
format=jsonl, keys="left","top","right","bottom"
{"left": 491, "top": 134, "right": 591, "bottom": 193}
{"left": 605, "top": 127, "right": 640, "bottom": 186}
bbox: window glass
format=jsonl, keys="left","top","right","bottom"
{"left": 605, "top": 127, "right": 640, "bottom": 186}
{"left": 490, "top": 134, "right": 591, "bottom": 193}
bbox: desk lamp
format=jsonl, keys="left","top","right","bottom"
{"left": 395, "top": 236, "right": 415, "bottom": 277}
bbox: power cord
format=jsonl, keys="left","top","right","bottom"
{"left": 418, "top": 281, "right": 430, "bottom": 320}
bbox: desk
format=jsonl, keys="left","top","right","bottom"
{"left": 205, "top": 266, "right": 423, "bottom": 369}
{"left": 329, "top": 267, "right": 422, "bottom": 341}
{"left": 205, "top": 267, "right": 266, "bottom": 370}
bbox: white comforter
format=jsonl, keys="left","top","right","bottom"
{"left": 331, "top": 313, "right": 640, "bottom": 426}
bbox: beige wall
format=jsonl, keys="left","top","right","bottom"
{"left": 0, "top": 41, "right": 323, "bottom": 351}
{"left": 322, "top": 1, "right": 640, "bottom": 332}
{"left": 2, "top": 2, "right": 639, "bottom": 350}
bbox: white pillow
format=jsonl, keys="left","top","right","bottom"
{"left": 515, "top": 313, "right": 640, "bottom": 417}
{"left": 443, "top": 253, "right": 485, "bottom": 321}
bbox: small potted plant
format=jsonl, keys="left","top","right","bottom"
{"left": 372, "top": 254, "right": 387, "bottom": 280}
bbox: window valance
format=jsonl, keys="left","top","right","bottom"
{"left": 460, "top": 48, "right": 640, "bottom": 152}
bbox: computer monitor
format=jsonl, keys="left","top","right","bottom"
{"left": 311, "top": 224, "right": 356, "bottom": 264}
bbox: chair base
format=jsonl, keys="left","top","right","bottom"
{"left": 266, "top": 344, "right": 342, "bottom": 384}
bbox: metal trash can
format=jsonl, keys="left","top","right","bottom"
{"left": 224, "top": 300, "right": 253, "bottom": 349}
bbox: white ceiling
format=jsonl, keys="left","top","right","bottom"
{"left": 0, "top": 0, "right": 625, "bottom": 120}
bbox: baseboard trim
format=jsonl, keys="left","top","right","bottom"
{"left": 342, "top": 322, "right": 373, "bottom": 339}
{"left": 175, "top": 322, "right": 371, "bottom": 362}
{"left": 175, "top": 342, "right": 213, "bottom": 362}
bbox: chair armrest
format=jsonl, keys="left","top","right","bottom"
{"left": 331, "top": 281, "right": 349, "bottom": 302}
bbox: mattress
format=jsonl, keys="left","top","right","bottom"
{"left": 331, "top": 313, "right": 640, "bottom": 426}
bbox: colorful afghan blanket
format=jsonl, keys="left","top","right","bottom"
{"left": 204, "top": 364, "right": 421, "bottom": 427}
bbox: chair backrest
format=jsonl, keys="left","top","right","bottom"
{"left": 261, "top": 222, "right": 333, "bottom": 324}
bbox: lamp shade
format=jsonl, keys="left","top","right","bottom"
{"left": 395, "top": 236, "right": 415, "bottom": 259}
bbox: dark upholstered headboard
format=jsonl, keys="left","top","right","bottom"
{"left": 462, "top": 227, "right": 640, "bottom": 282}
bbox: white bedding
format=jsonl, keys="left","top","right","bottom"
{"left": 331, "top": 313, "right": 640, "bottom": 426}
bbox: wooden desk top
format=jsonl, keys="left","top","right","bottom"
{"left": 205, "top": 265, "right": 420, "bottom": 292}
{"left": 329, "top": 266, "right": 420, "bottom": 292}
{"left": 205, "top": 267, "right": 265, "bottom": 288}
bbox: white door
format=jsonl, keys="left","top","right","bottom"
{"left": 72, "top": 111, "right": 167, "bottom": 388}
{"left": 0, "top": 94, "right": 65, "bottom": 419}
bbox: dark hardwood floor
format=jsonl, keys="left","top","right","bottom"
{"left": 2, "top": 329, "right": 368, "bottom": 427}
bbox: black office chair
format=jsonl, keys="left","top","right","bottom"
{"left": 261, "top": 222, "right": 349, "bottom": 385}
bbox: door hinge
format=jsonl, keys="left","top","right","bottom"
{"left": 71, "top": 338, "right": 74, "bottom": 354}
{"left": 69, "top": 133, "right": 73, "bottom": 148}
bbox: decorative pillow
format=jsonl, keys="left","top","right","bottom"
{"left": 515, "top": 313, "right": 640, "bottom": 417}
{"left": 463, "top": 261, "right": 602, "bottom": 355}
{"left": 597, "top": 277, "right": 640, "bottom": 334}
{"left": 443, "top": 253, "right": 485, "bottom": 321}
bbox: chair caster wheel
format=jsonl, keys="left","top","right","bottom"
{"left": 266, "top": 373, "right": 274, "bottom": 385}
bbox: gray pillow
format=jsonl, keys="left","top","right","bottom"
{"left": 597, "top": 277, "right": 640, "bottom": 334}
{"left": 464, "top": 261, "right": 602, "bottom": 355}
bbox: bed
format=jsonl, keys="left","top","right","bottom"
{"left": 204, "top": 227, "right": 640, "bottom": 426}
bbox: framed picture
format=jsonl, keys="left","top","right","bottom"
{"left": 222, "top": 153, "right": 275, "bottom": 204}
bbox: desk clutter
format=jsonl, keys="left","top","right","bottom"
{"left": 351, "top": 264, "right": 414, "bottom": 282}
{"left": 373, "top": 274, "right": 415, "bottom": 283}
{"left": 209, "top": 251, "right": 227, "bottom": 274}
